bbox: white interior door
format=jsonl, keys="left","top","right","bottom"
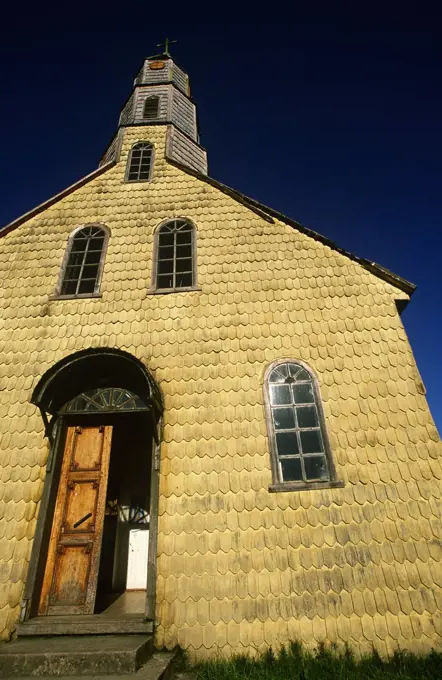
{"left": 126, "top": 528, "right": 149, "bottom": 590}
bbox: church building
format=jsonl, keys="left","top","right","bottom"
{"left": 0, "top": 45, "right": 441, "bottom": 662}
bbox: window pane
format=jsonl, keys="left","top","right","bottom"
{"left": 175, "top": 272, "right": 193, "bottom": 288}
{"left": 157, "top": 274, "right": 173, "bottom": 289}
{"left": 272, "top": 407, "right": 296, "bottom": 430}
{"left": 85, "top": 250, "right": 102, "bottom": 265}
{"left": 295, "top": 369, "right": 311, "bottom": 381}
{"left": 293, "top": 383, "right": 314, "bottom": 404}
{"left": 269, "top": 365, "right": 288, "bottom": 383}
{"left": 159, "top": 233, "right": 174, "bottom": 247}
{"left": 64, "top": 265, "right": 81, "bottom": 281}
{"left": 280, "top": 458, "right": 303, "bottom": 482}
{"left": 300, "top": 429, "right": 324, "bottom": 454}
{"left": 158, "top": 259, "right": 174, "bottom": 275}
{"left": 78, "top": 279, "right": 96, "bottom": 294}
{"left": 269, "top": 384, "right": 291, "bottom": 405}
{"left": 275, "top": 432, "right": 299, "bottom": 456}
{"left": 81, "top": 265, "right": 99, "bottom": 280}
{"left": 67, "top": 251, "right": 84, "bottom": 267}
{"left": 176, "top": 245, "right": 192, "bottom": 259}
{"left": 176, "top": 258, "right": 192, "bottom": 273}
{"left": 71, "top": 240, "right": 87, "bottom": 253}
{"left": 296, "top": 405, "right": 319, "bottom": 428}
{"left": 304, "top": 456, "right": 329, "bottom": 481}
{"left": 288, "top": 363, "right": 301, "bottom": 378}
{"left": 139, "top": 169, "right": 151, "bottom": 180}
{"left": 159, "top": 245, "right": 174, "bottom": 260}
{"left": 61, "top": 280, "right": 77, "bottom": 295}
{"left": 176, "top": 230, "right": 192, "bottom": 245}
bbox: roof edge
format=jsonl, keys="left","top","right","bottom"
{"left": 167, "top": 158, "right": 416, "bottom": 297}
{"left": 166, "top": 156, "right": 274, "bottom": 224}
{"left": 0, "top": 161, "right": 116, "bottom": 239}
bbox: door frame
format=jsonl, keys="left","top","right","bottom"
{"left": 21, "top": 414, "right": 161, "bottom": 623}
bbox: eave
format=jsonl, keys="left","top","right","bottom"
{"left": 0, "top": 161, "right": 116, "bottom": 238}
{"left": 166, "top": 157, "right": 416, "bottom": 298}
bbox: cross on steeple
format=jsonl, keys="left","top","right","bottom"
{"left": 157, "top": 38, "right": 177, "bottom": 56}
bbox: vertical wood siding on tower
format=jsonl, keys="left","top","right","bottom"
{"left": 99, "top": 132, "right": 121, "bottom": 167}
{"left": 0, "top": 126, "right": 440, "bottom": 658}
{"left": 119, "top": 93, "right": 135, "bottom": 126}
{"left": 171, "top": 89, "right": 197, "bottom": 139}
{"left": 142, "top": 59, "right": 173, "bottom": 85}
{"left": 171, "top": 64, "right": 189, "bottom": 95}
{"left": 133, "top": 86, "right": 170, "bottom": 122}
{"left": 166, "top": 127, "right": 208, "bottom": 175}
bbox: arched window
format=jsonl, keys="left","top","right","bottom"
{"left": 62, "top": 387, "right": 148, "bottom": 414}
{"left": 154, "top": 219, "right": 196, "bottom": 291}
{"left": 126, "top": 142, "right": 154, "bottom": 182}
{"left": 58, "top": 225, "right": 108, "bottom": 297}
{"left": 143, "top": 96, "right": 159, "bottom": 120}
{"left": 265, "top": 360, "right": 338, "bottom": 488}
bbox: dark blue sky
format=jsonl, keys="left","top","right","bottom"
{"left": 1, "top": 6, "right": 441, "bottom": 430}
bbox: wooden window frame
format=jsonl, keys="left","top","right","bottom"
{"left": 143, "top": 96, "right": 160, "bottom": 120}
{"left": 149, "top": 218, "right": 200, "bottom": 294}
{"left": 51, "top": 224, "right": 110, "bottom": 300}
{"left": 125, "top": 142, "right": 155, "bottom": 183}
{"left": 264, "top": 358, "right": 343, "bottom": 492}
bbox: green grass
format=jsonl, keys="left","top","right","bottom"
{"left": 188, "top": 641, "right": 442, "bottom": 680}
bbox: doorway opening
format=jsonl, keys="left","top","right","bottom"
{"left": 95, "top": 412, "right": 153, "bottom": 615}
{"left": 24, "top": 349, "right": 163, "bottom": 626}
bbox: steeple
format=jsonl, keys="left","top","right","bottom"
{"left": 99, "top": 48, "right": 208, "bottom": 175}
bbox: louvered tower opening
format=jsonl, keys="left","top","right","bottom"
{"left": 143, "top": 96, "right": 159, "bottom": 120}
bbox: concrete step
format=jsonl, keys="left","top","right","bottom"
{"left": 17, "top": 616, "right": 153, "bottom": 637}
{"left": 0, "top": 635, "right": 153, "bottom": 677}
{"left": 2, "top": 651, "right": 177, "bottom": 680}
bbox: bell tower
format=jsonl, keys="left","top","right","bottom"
{"left": 99, "top": 43, "right": 208, "bottom": 174}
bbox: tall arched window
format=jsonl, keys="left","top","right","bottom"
{"left": 265, "top": 360, "right": 339, "bottom": 489}
{"left": 153, "top": 219, "right": 196, "bottom": 291}
{"left": 143, "top": 96, "right": 159, "bottom": 120}
{"left": 58, "top": 225, "right": 108, "bottom": 297}
{"left": 126, "top": 142, "right": 154, "bottom": 182}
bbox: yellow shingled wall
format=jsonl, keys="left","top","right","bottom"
{"left": 0, "top": 125, "right": 441, "bottom": 656}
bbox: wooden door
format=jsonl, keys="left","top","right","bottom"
{"left": 39, "top": 424, "right": 113, "bottom": 616}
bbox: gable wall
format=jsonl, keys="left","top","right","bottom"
{"left": 0, "top": 125, "right": 440, "bottom": 656}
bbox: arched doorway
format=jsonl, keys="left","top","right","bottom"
{"left": 22, "top": 349, "right": 162, "bottom": 627}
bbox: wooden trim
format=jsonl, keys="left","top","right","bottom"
{"left": 269, "top": 480, "right": 345, "bottom": 493}
{"left": 263, "top": 358, "right": 339, "bottom": 487}
{"left": 145, "top": 418, "right": 162, "bottom": 620}
{"left": 147, "top": 286, "right": 201, "bottom": 296}
{"left": 49, "top": 293, "right": 103, "bottom": 301}
{"left": 0, "top": 162, "right": 116, "bottom": 238}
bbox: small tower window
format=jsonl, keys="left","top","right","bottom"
{"left": 154, "top": 219, "right": 196, "bottom": 291}
{"left": 126, "top": 142, "right": 154, "bottom": 182}
{"left": 143, "top": 96, "right": 160, "bottom": 120}
{"left": 58, "top": 226, "right": 108, "bottom": 297}
{"left": 265, "top": 360, "right": 338, "bottom": 488}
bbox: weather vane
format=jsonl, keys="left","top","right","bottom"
{"left": 157, "top": 38, "right": 177, "bottom": 56}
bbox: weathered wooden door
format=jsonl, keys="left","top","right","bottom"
{"left": 39, "top": 424, "right": 113, "bottom": 616}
